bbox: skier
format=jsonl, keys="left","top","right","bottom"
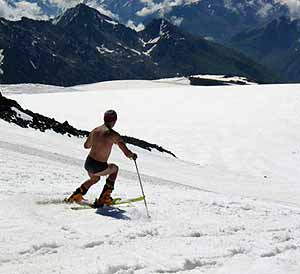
{"left": 66, "top": 109, "right": 137, "bottom": 207}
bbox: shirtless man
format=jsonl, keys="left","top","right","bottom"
{"left": 66, "top": 110, "right": 137, "bottom": 207}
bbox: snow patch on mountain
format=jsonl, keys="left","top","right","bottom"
{"left": 144, "top": 36, "right": 161, "bottom": 45}
{"left": 159, "top": 20, "right": 171, "bottom": 38}
{"left": 30, "top": 60, "right": 37, "bottom": 70}
{"left": 96, "top": 45, "right": 114, "bottom": 54}
{"left": 144, "top": 44, "right": 157, "bottom": 55}
{"left": 0, "top": 49, "right": 4, "bottom": 75}
{"left": 117, "top": 43, "right": 142, "bottom": 56}
{"left": 104, "top": 18, "right": 118, "bottom": 25}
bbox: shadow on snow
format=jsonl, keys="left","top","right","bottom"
{"left": 95, "top": 206, "right": 131, "bottom": 220}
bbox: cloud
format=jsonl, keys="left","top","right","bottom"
{"left": 170, "top": 16, "right": 184, "bottom": 26}
{"left": 126, "top": 20, "right": 145, "bottom": 31}
{"left": 0, "top": 0, "right": 48, "bottom": 20}
{"left": 136, "top": 0, "right": 200, "bottom": 17}
{"left": 0, "top": 1, "right": 118, "bottom": 21}
{"left": 277, "top": 0, "right": 300, "bottom": 19}
{"left": 257, "top": 2, "right": 274, "bottom": 17}
{"left": 41, "top": 0, "right": 82, "bottom": 10}
{"left": 85, "top": 0, "right": 119, "bottom": 20}
{"left": 42, "top": 0, "right": 119, "bottom": 20}
{"left": 224, "top": 0, "right": 300, "bottom": 19}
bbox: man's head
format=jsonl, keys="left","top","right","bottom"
{"left": 104, "top": 109, "right": 117, "bottom": 128}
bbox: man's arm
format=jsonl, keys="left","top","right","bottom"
{"left": 84, "top": 131, "right": 93, "bottom": 149}
{"left": 115, "top": 135, "right": 137, "bottom": 160}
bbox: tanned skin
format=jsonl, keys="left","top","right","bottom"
{"left": 81, "top": 120, "right": 136, "bottom": 189}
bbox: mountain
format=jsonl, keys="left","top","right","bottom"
{"left": 0, "top": 4, "right": 276, "bottom": 86}
{"left": 230, "top": 16, "right": 300, "bottom": 83}
{"left": 99, "top": 0, "right": 291, "bottom": 42}
{"left": 0, "top": 4, "right": 161, "bottom": 86}
{"left": 3, "top": 1, "right": 295, "bottom": 42}
{"left": 140, "top": 19, "right": 275, "bottom": 82}
{"left": 167, "top": 0, "right": 290, "bottom": 42}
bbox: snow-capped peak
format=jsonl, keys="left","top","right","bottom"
{"left": 53, "top": 3, "right": 114, "bottom": 27}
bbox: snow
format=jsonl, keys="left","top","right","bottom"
{"left": 159, "top": 20, "right": 170, "bottom": 39}
{"left": 144, "top": 37, "right": 161, "bottom": 45}
{"left": 11, "top": 107, "right": 33, "bottom": 121}
{"left": 191, "top": 74, "right": 258, "bottom": 85}
{"left": 96, "top": 45, "right": 114, "bottom": 54}
{"left": 104, "top": 19, "right": 118, "bottom": 26}
{"left": 142, "top": 36, "right": 160, "bottom": 55}
{"left": 30, "top": 60, "right": 37, "bottom": 70}
{"left": 0, "top": 83, "right": 68, "bottom": 95}
{"left": 117, "top": 42, "right": 142, "bottom": 56}
{"left": 128, "top": 48, "right": 142, "bottom": 55}
{"left": 1, "top": 79, "right": 300, "bottom": 273}
{"left": 144, "top": 44, "right": 157, "bottom": 55}
{"left": 0, "top": 49, "right": 4, "bottom": 75}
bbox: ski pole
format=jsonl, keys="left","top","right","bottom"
{"left": 134, "top": 159, "right": 150, "bottom": 218}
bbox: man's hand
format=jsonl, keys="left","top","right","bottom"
{"left": 130, "top": 153, "right": 138, "bottom": 161}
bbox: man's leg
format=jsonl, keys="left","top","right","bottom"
{"left": 82, "top": 173, "right": 101, "bottom": 190}
{"left": 66, "top": 174, "right": 100, "bottom": 203}
{"left": 95, "top": 164, "right": 119, "bottom": 207}
{"left": 66, "top": 164, "right": 118, "bottom": 205}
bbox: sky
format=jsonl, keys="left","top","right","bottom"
{"left": 0, "top": 0, "right": 116, "bottom": 20}
{"left": 1, "top": 0, "right": 300, "bottom": 21}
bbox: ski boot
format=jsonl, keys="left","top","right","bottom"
{"left": 65, "top": 185, "right": 87, "bottom": 203}
{"left": 93, "top": 180, "right": 114, "bottom": 208}
{"left": 93, "top": 189, "right": 113, "bottom": 208}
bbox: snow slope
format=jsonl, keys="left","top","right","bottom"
{"left": 1, "top": 78, "right": 300, "bottom": 273}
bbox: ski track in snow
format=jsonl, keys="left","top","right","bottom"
{"left": 1, "top": 139, "right": 299, "bottom": 210}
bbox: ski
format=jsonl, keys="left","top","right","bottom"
{"left": 70, "top": 195, "right": 145, "bottom": 210}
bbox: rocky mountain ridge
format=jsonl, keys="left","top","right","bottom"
{"left": 0, "top": 4, "right": 276, "bottom": 86}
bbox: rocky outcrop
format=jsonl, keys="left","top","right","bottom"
{"left": 0, "top": 92, "right": 88, "bottom": 136}
{"left": 123, "top": 135, "right": 176, "bottom": 157}
{"left": 0, "top": 92, "right": 176, "bottom": 157}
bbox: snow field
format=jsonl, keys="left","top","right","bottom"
{"left": 1, "top": 122, "right": 300, "bottom": 273}
{"left": 1, "top": 79, "right": 300, "bottom": 273}
{"left": 4, "top": 80, "right": 300, "bottom": 205}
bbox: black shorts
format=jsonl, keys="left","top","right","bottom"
{"left": 84, "top": 156, "right": 108, "bottom": 174}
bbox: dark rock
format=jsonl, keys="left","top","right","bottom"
{"left": 123, "top": 135, "right": 176, "bottom": 158}
{"left": 0, "top": 92, "right": 176, "bottom": 157}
